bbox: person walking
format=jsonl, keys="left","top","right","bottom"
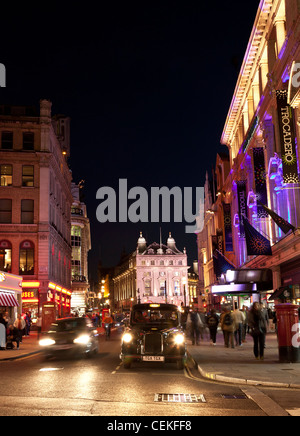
{"left": 206, "top": 309, "right": 219, "bottom": 346}
{"left": 232, "top": 303, "right": 245, "bottom": 347}
{"left": 220, "top": 306, "right": 235, "bottom": 348}
{"left": 248, "top": 302, "right": 267, "bottom": 360}
{"left": 187, "top": 308, "right": 202, "bottom": 345}
{"left": 14, "top": 314, "right": 25, "bottom": 344}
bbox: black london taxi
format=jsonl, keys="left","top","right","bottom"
{"left": 120, "top": 303, "right": 186, "bottom": 369}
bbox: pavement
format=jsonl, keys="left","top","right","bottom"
{"left": 2, "top": 328, "right": 300, "bottom": 389}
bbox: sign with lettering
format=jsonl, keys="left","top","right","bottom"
{"left": 237, "top": 181, "right": 247, "bottom": 238}
{"left": 276, "top": 90, "right": 299, "bottom": 184}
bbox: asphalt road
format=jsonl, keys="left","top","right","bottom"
{"left": 0, "top": 330, "right": 298, "bottom": 418}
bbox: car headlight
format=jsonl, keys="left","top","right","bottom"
{"left": 122, "top": 333, "right": 133, "bottom": 343}
{"left": 73, "top": 334, "right": 90, "bottom": 345}
{"left": 39, "top": 338, "right": 56, "bottom": 347}
{"left": 174, "top": 334, "right": 185, "bottom": 345}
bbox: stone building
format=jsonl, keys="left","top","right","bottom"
{"left": 70, "top": 182, "right": 91, "bottom": 315}
{"left": 113, "top": 232, "right": 189, "bottom": 310}
{"left": 198, "top": 0, "right": 300, "bottom": 309}
{"left": 0, "top": 100, "right": 73, "bottom": 318}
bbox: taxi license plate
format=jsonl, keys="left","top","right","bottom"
{"left": 142, "top": 356, "right": 165, "bottom": 362}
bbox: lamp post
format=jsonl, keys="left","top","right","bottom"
{"left": 182, "top": 277, "right": 187, "bottom": 308}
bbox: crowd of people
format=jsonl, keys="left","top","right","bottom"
{"left": 183, "top": 302, "right": 275, "bottom": 360}
{"left": 0, "top": 311, "right": 33, "bottom": 351}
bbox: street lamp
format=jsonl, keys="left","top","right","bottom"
{"left": 182, "top": 277, "right": 187, "bottom": 308}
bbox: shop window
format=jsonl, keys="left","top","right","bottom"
{"left": 22, "top": 132, "right": 34, "bottom": 150}
{"left": 0, "top": 240, "right": 12, "bottom": 272}
{"left": 22, "top": 165, "right": 34, "bottom": 187}
{"left": 21, "top": 199, "right": 34, "bottom": 224}
{"left": 0, "top": 199, "right": 12, "bottom": 223}
{"left": 0, "top": 165, "right": 12, "bottom": 186}
{"left": 1, "top": 132, "right": 13, "bottom": 150}
{"left": 19, "top": 241, "right": 34, "bottom": 275}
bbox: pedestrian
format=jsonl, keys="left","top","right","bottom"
{"left": 14, "top": 314, "right": 25, "bottom": 344}
{"left": 6, "top": 324, "right": 20, "bottom": 349}
{"left": 232, "top": 303, "right": 245, "bottom": 347}
{"left": 206, "top": 309, "right": 219, "bottom": 346}
{"left": 25, "top": 312, "right": 31, "bottom": 336}
{"left": 186, "top": 308, "right": 202, "bottom": 345}
{"left": 0, "top": 313, "right": 7, "bottom": 350}
{"left": 36, "top": 315, "right": 42, "bottom": 340}
{"left": 241, "top": 305, "right": 248, "bottom": 342}
{"left": 248, "top": 302, "right": 267, "bottom": 360}
{"left": 220, "top": 306, "right": 235, "bottom": 348}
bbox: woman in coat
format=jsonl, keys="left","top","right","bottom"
{"left": 248, "top": 302, "right": 267, "bottom": 360}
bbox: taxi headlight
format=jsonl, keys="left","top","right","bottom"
{"left": 39, "top": 338, "right": 56, "bottom": 347}
{"left": 122, "top": 333, "right": 133, "bottom": 343}
{"left": 73, "top": 334, "right": 90, "bottom": 345}
{"left": 174, "top": 334, "right": 185, "bottom": 345}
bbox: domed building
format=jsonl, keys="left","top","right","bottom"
{"left": 113, "top": 232, "right": 189, "bottom": 309}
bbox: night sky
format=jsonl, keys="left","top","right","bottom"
{"left": 0, "top": 1, "right": 259, "bottom": 279}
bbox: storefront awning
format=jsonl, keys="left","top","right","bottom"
{"left": 0, "top": 292, "right": 19, "bottom": 307}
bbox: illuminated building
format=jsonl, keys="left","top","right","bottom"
{"left": 113, "top": 232, "right": 189, "bottom": 310}
{"left": 198, "top": 0, "right": 300, "bottom": 308}
{"left": 70, "top": 182, "right": 91, "bottom": 314}
{"left": 0, "top": 100, "right": 73, "bottom": 318}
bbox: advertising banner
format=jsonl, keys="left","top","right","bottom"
{"left": 252, "top": 147, "right": 268, "bottom": 218}
{"left": 276, "top": 90, "right": 299, "bottom": 184}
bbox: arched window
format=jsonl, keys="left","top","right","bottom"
{"left": 0, "top": 240, "right": 12, "bottom": 272}
{"left": 19, "top": 240, "right": 34, "bottom": 275}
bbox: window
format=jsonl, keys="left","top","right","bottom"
{"left": 23, "top": 132, "right": 34, "bottom": 150}
{"left": 150, "top": 260, "right": 155, "bottom": 266}
{"left": 160, "top": 260, "right": 164, "bottom": 266}
{"left": 174, "top": 280, "right": 180, "bottom": 296}
{"left": 169, "top": 260, "right": 173, "bottom": 265}
{"left": 21, "top": 200, "right": 34, "bottom": 224}
{"left": 0, "top": 165, "right": 12, "bottom": 186}
{"left": 19, "top": 241, "right": 34, "bottom": 275}
{"left": 144, "top": 279, "right": 151, "bottom": 297}
{"left": 0, "top": 240, "right": 12, "bottom": 272}
{"left": 1, "top": 132, "right": 13, "bottom": 150}
{"left": 0, "top": 199, "right": 12, "bottom": 223}
{"left": 71, "top": 226, "right": 81, "bottom": 246}
{"left": 22, "top": 165, "right": 34, "bottom": 187}
{"left": 159, "top": 280, "right": 166, "bottom": 297}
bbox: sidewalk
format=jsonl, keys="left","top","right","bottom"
{"left": 187, "top": 331, "right": 300, "bottom": 389}
{"left": 0, "top": 332, "right": 40, "bottom": 361}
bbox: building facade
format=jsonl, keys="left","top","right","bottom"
{"left": 198, "top": 0, "right": 300, "bottom": 309}
{"left": 0, "top": 100, "right": 73, "bottom": 319}
{"left": 113, "top": 233, "right": 189, "bottom": 310}
{"left": 70, "top": 182, "right": 91, "bottom": 315}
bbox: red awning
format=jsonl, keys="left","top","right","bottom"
{"left": 0, "top": 292, "right": 19, "bottom": 307}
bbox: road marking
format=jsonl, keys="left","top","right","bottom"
{"left": 241, "top": 387, "right": 290, "bottom": 416}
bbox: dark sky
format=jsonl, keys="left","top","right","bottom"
{"left": 0, "top": 1, "right": 259, "bottom": 279}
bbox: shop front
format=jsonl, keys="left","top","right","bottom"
{"left": 47, "top": 282, "right": 72, "bottom": 318}
{"left": 21, "top": 281, "right": 40, "bottom": 327}
{"left": 0, "top": 271, "right": 22, "bottom": 322}
{"left": 210, "top": 268, "right": 273, "bottom": 310}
